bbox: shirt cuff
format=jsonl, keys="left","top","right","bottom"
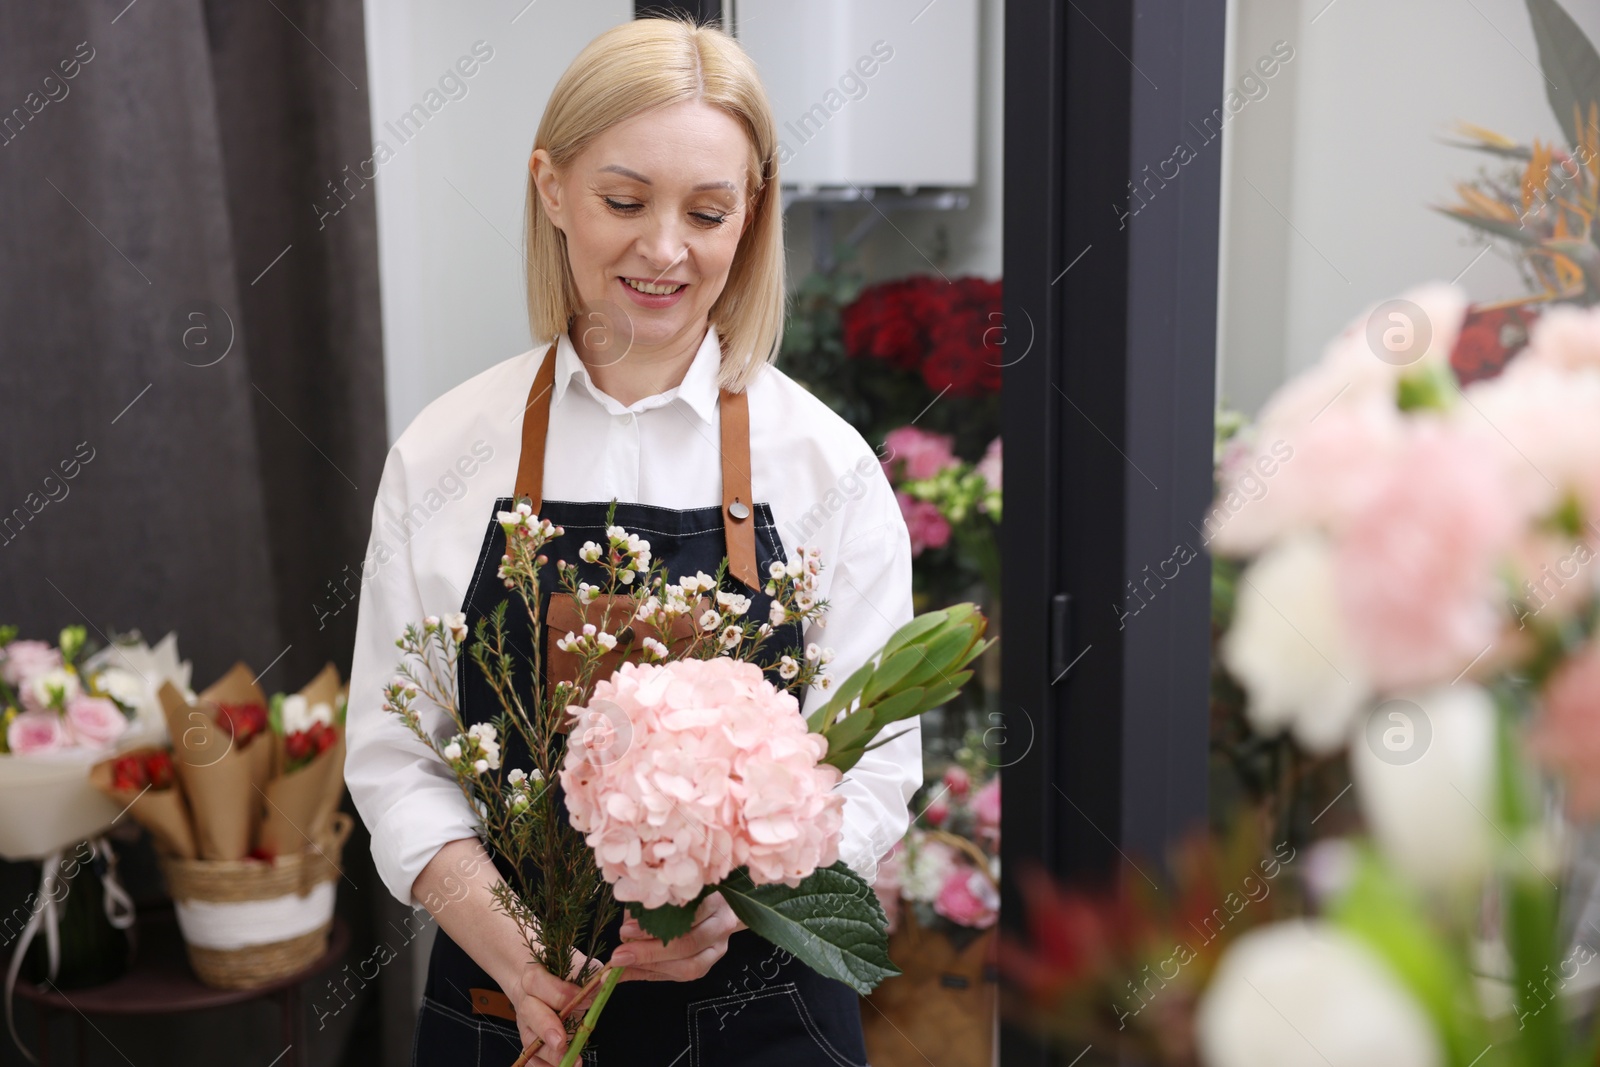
{"left": 367, "top": 780, "right": 482, "bottom": 907}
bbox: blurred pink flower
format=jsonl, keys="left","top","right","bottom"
{"left": 1523, "top": 303, "right": 1600, "bottom": 374}
{"left": 976, "top": 437, "right": 1002, "bottom": 492}
{"left": 1532, "top": 641, "right": 1600, "bottom": 817}
{"left": 934, "top": 867, "right": 999, "bottom": 929}
{"left": 924, "top": 799, "right": 950, "bottom": 827}
{"left": 883, "top": 426, "right": 958, "bottom": 481}
{"left": 7, "top": 711, "right": 65, "bottom": 756}
{"left": 1, "top": 641, "right": 61, "bottom": 687}
{"left": 560, "top": 658, "right": 844, "bottom": 909}
{"left": 65, "top": 695, "right": 128, "bottom": 749}
{"left": 1335, "top": 421, "right": 1521, "bottom": 691}
{"left": 897, "top": 492, "right": 951, "bottom": 557}
{"left": 942, "top": 765, "right": 971, "bottom": 798}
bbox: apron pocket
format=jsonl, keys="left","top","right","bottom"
{"left": 414, "top": 993, "right": 546, "bottom": 1067}
{"left": 687, "top": 982, "right": 868, "bottom": 1067}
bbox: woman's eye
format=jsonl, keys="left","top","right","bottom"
{"left": 692, "top": 212, "right": 728, "bottom": 227}
{"left": 603, "top": 197, "right": 642, "bottom": 213}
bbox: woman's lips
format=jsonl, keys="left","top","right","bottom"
{"left": 618, "top": 275, "right": 688, "bottom": 308}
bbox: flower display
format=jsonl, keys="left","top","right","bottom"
{"left": 561, "top": 658, "right": 845, "bottom": 908}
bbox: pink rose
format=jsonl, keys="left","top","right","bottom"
{"left": 1334, "top": 422, "right": 1522, "bottom": 691}
{"left": 883, "top": 426, "right": 958, "bottom": 482}
{"left": 924, "top": 799, "right": 950, "bottom": 827}
{"left": 65, "top": 695, "right": 129, "bottom": 749}
{"left": 7, "top": 711, "right": 66, "bottom": 756}
{"left": 942, "top": 765, "right": 971, "bottom": 798}
{"left": 1, "top": 641, "right": 62, "bottom": 687}
{"left": 897, "top": 492, "right": 951, "bottom": 557}
{"left": 973, "top": 776, "right": 1000, "bottom": 828}
{"left": 933, "top": 867, "right": 998, "bottom": 929}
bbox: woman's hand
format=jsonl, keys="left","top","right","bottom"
{"left": 506, "top": 952, "right": 599, "bottom": 1065}
{"left": 607, "top": 893, "right": 747, "bottom": 982}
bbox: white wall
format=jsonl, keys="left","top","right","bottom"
{"left": 362, "top": 0, "right": 633, "bottom": 443}
{"left": 1218, "top": 0, "right": 1596, "bottom": 415}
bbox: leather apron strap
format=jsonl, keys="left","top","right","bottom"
{"left": 511, "top": 338, "right": 761, "bottom": 590}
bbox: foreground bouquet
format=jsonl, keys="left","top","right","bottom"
{"left": 384, "top": 503, "right": 991, "bottom": 1066}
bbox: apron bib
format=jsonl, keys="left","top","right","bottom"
{"left": 412, "top": 341, "right": 870, "bottom": 1067}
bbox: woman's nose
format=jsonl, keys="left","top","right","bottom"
{"left": 635, "top": 216, "right": 689, "bottom": 275}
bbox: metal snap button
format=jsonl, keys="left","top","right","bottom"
{"left": 727, "top": 500, "right": 750, "bottom": 520}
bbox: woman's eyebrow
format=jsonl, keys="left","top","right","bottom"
{"left": 597, "top": 163, "right": 736, "bottom": 193}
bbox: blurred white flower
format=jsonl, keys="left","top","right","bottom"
{"left": 1196, "top": 921, "right": 1442, "bottom": 1067}
{"left": 1220, "top": 533, "right": 1370, "bottom": 754}
{"left": 1349, "top": 685, "right": 1499, "bottom": 891}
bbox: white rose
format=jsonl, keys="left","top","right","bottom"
{"left": 1348, "top": 685, "right": 1499, "bottom": 891}
{"left": 95, "top": 668, "right": 146, "bottom": 711}
{"left": 1220, "top": 533, "right": 1370, "bottom": 754}
{"left": 1196, "top": 921, "right": 1442, "bottom": 1067}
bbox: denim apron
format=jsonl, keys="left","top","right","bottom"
{"left": 412, "top": 341, "right": 870, "bottom": 1066}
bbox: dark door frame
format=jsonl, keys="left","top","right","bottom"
{"left": 1001, "top": 0, "right": 1224, "bottom": 1062}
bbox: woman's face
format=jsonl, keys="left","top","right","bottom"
{"left": 534, "top": 99, "right": 755, "bottom": 358}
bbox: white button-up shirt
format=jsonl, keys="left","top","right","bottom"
{"left": 345, "top": 325, "right": 920, "bottom": 907}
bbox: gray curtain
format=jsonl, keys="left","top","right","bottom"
{"left": 1, "top": 1, "right": 394, "bottom": 1063}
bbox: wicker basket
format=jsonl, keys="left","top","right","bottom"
{"left": 158, "top": 813, "right": 352, "bottom": 989}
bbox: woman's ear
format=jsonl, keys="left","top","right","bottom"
{"left": 530, "top": 148, "right": 566, "bottom": 230}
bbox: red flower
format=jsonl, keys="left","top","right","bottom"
{"left": 1451, "top": 304, "right": 1536, "bottom": 385}
{"left": 215, "top": 702, "right": 268, "bottom": 746}
{"left": 841, "top": 276, "right": 1005, "bottom": 394}
{"left": 110, "top": 749, "right": 177, "bottom": 792}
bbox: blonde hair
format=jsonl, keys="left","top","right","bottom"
{"left": 524, "top": 16, "right": 785, "bottom": 392}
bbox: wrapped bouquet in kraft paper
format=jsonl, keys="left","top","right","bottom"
{"left": 97, "top": 662, "right": 353, "bottom": 989}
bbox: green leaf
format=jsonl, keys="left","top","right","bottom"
{"left": 860, "top": 647, "right": 924, "bottom": 704}
{"left": 878, "top": 610, "right": 951, "bottom": 659}
{"left": 1328, "top": 846, "right": 1489, "bottom": 1066}
{"left": 866, "top": 688, "right": 927, "bottom": 731}
{"left": 912, "top": 671, "right": 974, "bottom": 714}
{"left": 805, "top": 660, "right": 875, "bottom": 733}
{"left": 1525, "top": 0, "right": 1600, "bottom": 146}
{"left": 717, "top": 863, "right": 900, "bottom": 995}
{"left": 628, "top": 889, "right": 712, "bottom": 944}
{"left": 896, "top": 626, "right": 979, "bottom": 690}
{"left": 268, "top": 692, "right": 284, "bottom": 736}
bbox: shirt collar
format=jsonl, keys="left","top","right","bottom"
{"left": 549, "top": 323, "right": 723, "bottom": 425}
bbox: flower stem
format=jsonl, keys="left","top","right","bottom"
{"left": 557, "top": 966, "right": 623, "bottom": 1067}
{"left": 508, "top": 965, "right": 611, "bottom": 1067}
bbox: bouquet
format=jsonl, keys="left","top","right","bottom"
{"left": 0, "top": 627, "right": 190, "bottom": 861}
{"left": 147, "top": 662, "right": 348, "bottom": 861}
{"left": 384, "top": 503, "right": 991, "bottom": 1066}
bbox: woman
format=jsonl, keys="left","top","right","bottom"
{"left": 345, "top": 17, "right": 919, "bottom": 1067}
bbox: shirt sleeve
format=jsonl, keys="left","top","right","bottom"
{"left": 803, "top": 514, "right": 920, "bottom": 886}
{"left": 345, "top": 444, "right": 482, "bottom": 908}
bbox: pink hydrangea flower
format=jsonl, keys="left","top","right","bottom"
{"left": 65, "top": 695, "right": 128, "bottom": 749}
{"left": 1, "top": 641, "right": 61, "bottom": 687}
{"left": 883, "top": 426, "right": 958, "bottom": 481}
{"left": 7, "top": 711, "right": 66, "bottom": 756}
{"left": 933, "top": 867, "right": 999, "bottom": 928}
{"left": 560, "top": 658, "right": 845, "bottom": 909}
{"left": 897, "top": 492, "right": 951, "bottom": 557}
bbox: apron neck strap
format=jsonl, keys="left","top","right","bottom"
{"left": 512, "top": 338, "right": 762, "bottom": 591}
